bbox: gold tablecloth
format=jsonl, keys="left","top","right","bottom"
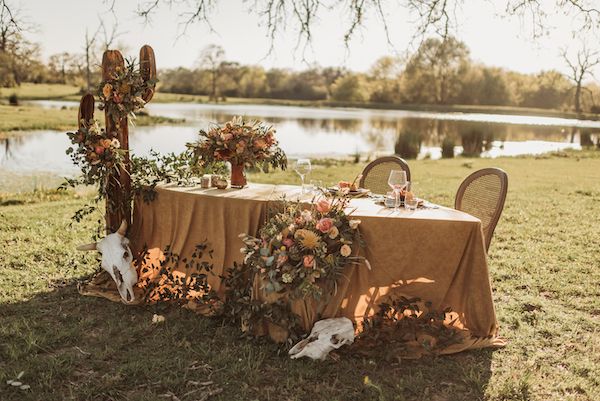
{"left": 129, "top": 183, "right": 505, "bottom": 353}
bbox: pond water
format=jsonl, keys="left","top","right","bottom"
{"left": 1, "top": 100, "right": 599, "bottom": 176}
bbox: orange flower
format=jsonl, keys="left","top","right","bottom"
{"left": 102, "top": 83, "right": 113, "bottom": 98}
{"left": 316, "top": 199, "right": 331, "bottom": 213}
{"left": 303, "top": 255, "right": 315, "bottom": 268}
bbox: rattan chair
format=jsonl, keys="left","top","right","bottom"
{"left": 455, "top": 168, "right": 508, "bottom": 252}
{"left": 359, "top": 156, "right": 411, "bottom": 195}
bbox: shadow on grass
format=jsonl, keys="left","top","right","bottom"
{"left": 0, "top": 285, "right": 496, "bottom": 401}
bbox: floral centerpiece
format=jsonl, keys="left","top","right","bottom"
{"left": 65, "top": 119, "right": 125, "bottom": 194}
{"left": 240, "top": 192, "right": 364, "bottom": 299}
{"left": 98, "top": 59, "right": 157, "bottom": 128}
{"left": 188, "top": 116, "right": 287, "bottom": 188}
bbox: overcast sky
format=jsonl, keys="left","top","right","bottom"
{"left": 14, "top": 0, "right": 598, "bottom": 76}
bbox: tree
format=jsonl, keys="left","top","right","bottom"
{"left": 331, "top": 73, "right": 370, "bottom": 102}
{"left": 562, "top": 43, "right": 600, "bottom": 113}
{"left": 198, "top": 44, "right": 225, "bottom": 101}
{"left": 128, "top": 1, "right": 600, "bottom": 52}
{"left": 369, "top": 56, "right": 403, "bottom": 103}
{"left": 402, "top": 37, "right": 470, "bottom": 104}
{"left": 238, "top": 66, "right": 268, "bottom": 98}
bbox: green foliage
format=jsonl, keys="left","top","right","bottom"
{"left": 441, "top": 136, "right": 455, "bottom": 158}
{"left": 394, "top": 130, "right": 422, "bottom": 159}
{"left": 331, "top": 74, "right": 371, "bottom": 102}
{"left": 8, "top": 93, "right": 19, "bottom": 105}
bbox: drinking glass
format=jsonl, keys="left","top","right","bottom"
{"left": 294, "top": 159, "right": 312, "bottom": 193}
{"left": 404, "top": 182, "right": 418, "bottom": 210}
{"left": 309, "top": 179, "right": 323, "bottom": 195}
{"left": 387, "top": 170, "right": 407, "bottom": 212}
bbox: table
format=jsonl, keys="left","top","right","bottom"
{"left": 130, "top": 183, "right": 505, "bottom": 354}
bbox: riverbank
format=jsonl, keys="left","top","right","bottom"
{"left": 1, "top": 150, "right": 599, "bottom": 401}
{"left": 0, "top": 104, "right": 185, "bottom": 139}
{"left": 3, "top": 83, "right": 600, "bottom": 121}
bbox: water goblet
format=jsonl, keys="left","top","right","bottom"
{"left": 387, "top": 170, "right": 407, "bottom": 213}
{"left": 294, "top": 159, "right": 312, "bottom": 194}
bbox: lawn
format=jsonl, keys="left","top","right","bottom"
{"left": 0, "top": 104, "right": 185, "bottom": 139}
{"left": 0, "top": 83, "right": 81, "bottom": 100}
{"left": 1, "top": 151, "right": 599, "bottom": 400}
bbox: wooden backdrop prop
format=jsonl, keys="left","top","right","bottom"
{"left": 77, "top": 45, "right": 156, "bottom": 233}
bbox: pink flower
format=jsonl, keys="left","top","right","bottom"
{"left": 282, "top": 238, "right": 294, "bottom": 247}
{"left": 316, "top": 218, "right": 333, "bottom": 233}
{"left": 303, "top": 255, "right": 315, "bottom": 268}
{"left": 277, "top": 254, "right": 288, "bottom": 266}
{"left": 254, "top": 138, "right": 267, "bottom": 149}
{"left": 316, "top": 199, "right": 331, "bottom": 213}
{"left": 222, "top": 133, "right": 233, "bottom": 141}
{"left": 113, "top": 92, "right": 122, "bottom": 104}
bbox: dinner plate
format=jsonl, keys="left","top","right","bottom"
{"left": 327, "top": 187, "right": 370, "bottom": 197}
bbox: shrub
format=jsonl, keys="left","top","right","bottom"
{"left": 394, "top": 131, "right": 422, "bottom": 159}
{"left": 8, "top": 93, "right": 19, "bottom": 106}
{"left": 441, "top": 137, "right": 455, "bottom": 158}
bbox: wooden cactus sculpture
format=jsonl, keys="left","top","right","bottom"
{"left": 77, "top": 45, "right": 157, "bottom": 233}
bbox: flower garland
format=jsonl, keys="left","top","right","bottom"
{"left": 98, "top": 59, "right": 157, "bottom": 127}
{"left": 188, "top": 116, "right": 287, "bottom": 171}
{"left": 240, "top": 192, "right": 365, "bottom": 299}
{"left": 66, "top": 118, "right": 125, "bottom": 190}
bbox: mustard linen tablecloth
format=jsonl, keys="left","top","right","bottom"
{"left": 129, "top": 183, "right": 505, "bottom": 353}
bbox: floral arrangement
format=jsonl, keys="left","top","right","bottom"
{"left": 66, "top": 119, "right": 125, "bottom": 187}
{"left": 240, "top": 193, "right": 365, "bottom": 299}
{"left": 188, "top": 116, "right": 287, "bottom": 172}
{"left": 98, "top": 59, "right": 157, "bottom": 126}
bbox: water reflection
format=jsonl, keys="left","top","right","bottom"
{"left": 2, "top": 101, "right": 598, "bottom": 176}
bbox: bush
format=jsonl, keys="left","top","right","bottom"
{"left": 441, "top": 137, "right": 455, "bottom": 158}
{"left": 394, "top": 131, "right": 422, "bottom": 159}
{"left": 8, "top": 93, "right": 19, "bottom": 106}
{"left": 460, "top": 129, "right": 484, "bottom": 157}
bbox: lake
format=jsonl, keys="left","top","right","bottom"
{"left": 1, "top": 100, "right": 599, "bottom": 176}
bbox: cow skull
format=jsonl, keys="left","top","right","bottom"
{"left": 289, "top": 317, "right": 355, "bottom": 360}
{"left": 77, "top": 220, "right": 138, "bottom": 303}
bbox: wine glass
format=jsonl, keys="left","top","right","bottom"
{"left": 387, "top": 170, "right": 407, "bottom": 212}
{"left": 294, "top": 159, "right": 312, "bottom": 193}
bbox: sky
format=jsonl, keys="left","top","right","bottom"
{"left": 13, "top": 0, "right": 599, "bottom": 76}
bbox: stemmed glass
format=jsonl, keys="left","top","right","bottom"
{"left": 387, "top": 170, "right": 407, "bottom": 212}
{"left": 294, "top": 159, "right": 312, "bottom": 194}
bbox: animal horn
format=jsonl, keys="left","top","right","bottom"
{"left": 77, "top": 243, "right": 97, "bottom": 251}
{"left": 116, "top": 220, "right": 128, "bottom": 236}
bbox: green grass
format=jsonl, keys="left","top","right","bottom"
{"left": 0, "top": 83, "right": 80, "bottom": 100}
{"left": 1, "top": 151, "right": 600, "bottom": 400}
{"left": 0, "top": 104, "right": 185, "bottom": 139}
{"left": 5, "top": 83, "right": 598, "bottom": 120}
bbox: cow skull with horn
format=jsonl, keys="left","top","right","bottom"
{"left": 77, "top": 220, "right": 138, "bottom": 303}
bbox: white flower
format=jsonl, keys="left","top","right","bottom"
{"left": 301, "top": 210, "right": 313, "bottom": 223}
{"left": 340, "top": 244, "right": 352, "bottom": 257}
{"left": 349, "top": 219, "right": 361, "bottom": 229}
{"left": 111, "top": 138, "right": 120, "bottom": 148}
{"left": 328, "top": 226, "right": 339, "bottom": 239}
{"left": 282, "top": 273, "right": 293, "bottom": 283}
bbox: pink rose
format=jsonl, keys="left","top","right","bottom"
{"left": 316, "top": 218, "right": 333, "bottom": 233}
{"left": 303, "top": 255, "right": 315, "bottom": 268}
{"left": 282, "top": 238, "right": 294, "bottom": 247}
{"left": 254, "top": 138, "right": 267, "bottom": 149}
{"left": 316, "top": 199, "right": 331, "bottom": 213}
{"left": 222, "top": 133, "right": 233, "bottom": 141}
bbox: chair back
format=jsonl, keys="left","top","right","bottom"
{"left": 359, "top": 156, "right": 411, "bottom": 195}
{"left": 455, "top": 168, "right": 508, "bottom": 251}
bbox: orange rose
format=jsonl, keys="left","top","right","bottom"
{"left": 303, "top": 255, "right": 315, "bottom": 268}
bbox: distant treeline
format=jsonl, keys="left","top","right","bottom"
{"left": 158, "top": 38, "right": 599, "bottom": 113}
{"left": 2, "top": 35, "right": 598, "bottom": 113}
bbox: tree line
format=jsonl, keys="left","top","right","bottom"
{"left": 158, "top": 39, "right": 600, "bottom": 113}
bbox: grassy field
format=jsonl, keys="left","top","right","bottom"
{"left": 1, "top": 151, "right": 599, "bottom": 400}
{"left": 3, "top": 82, "right": 599, "bottom": 120}
{"left": 0, "top": 104, "right": 185, "bottom": 139}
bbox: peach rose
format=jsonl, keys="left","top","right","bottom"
{"left": 316, "top": 199, "right": 331, "bottom": 213}
{"left": 282, "top": 238, "right": 294, "bottom": 248}
{"left": 102, "top": 83, "right": 113, "bottom": 98}
{"left": 340, "top": 244, "right": 352, "bottom": 257}
{"left": 316, "top": 218, "right": 333, "bottom": 233}
{"left": 303, "top": 255, "right": 315, "bottom": 268}
{"left": 328, "top": 226, "right": 339, "bottom": 239}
